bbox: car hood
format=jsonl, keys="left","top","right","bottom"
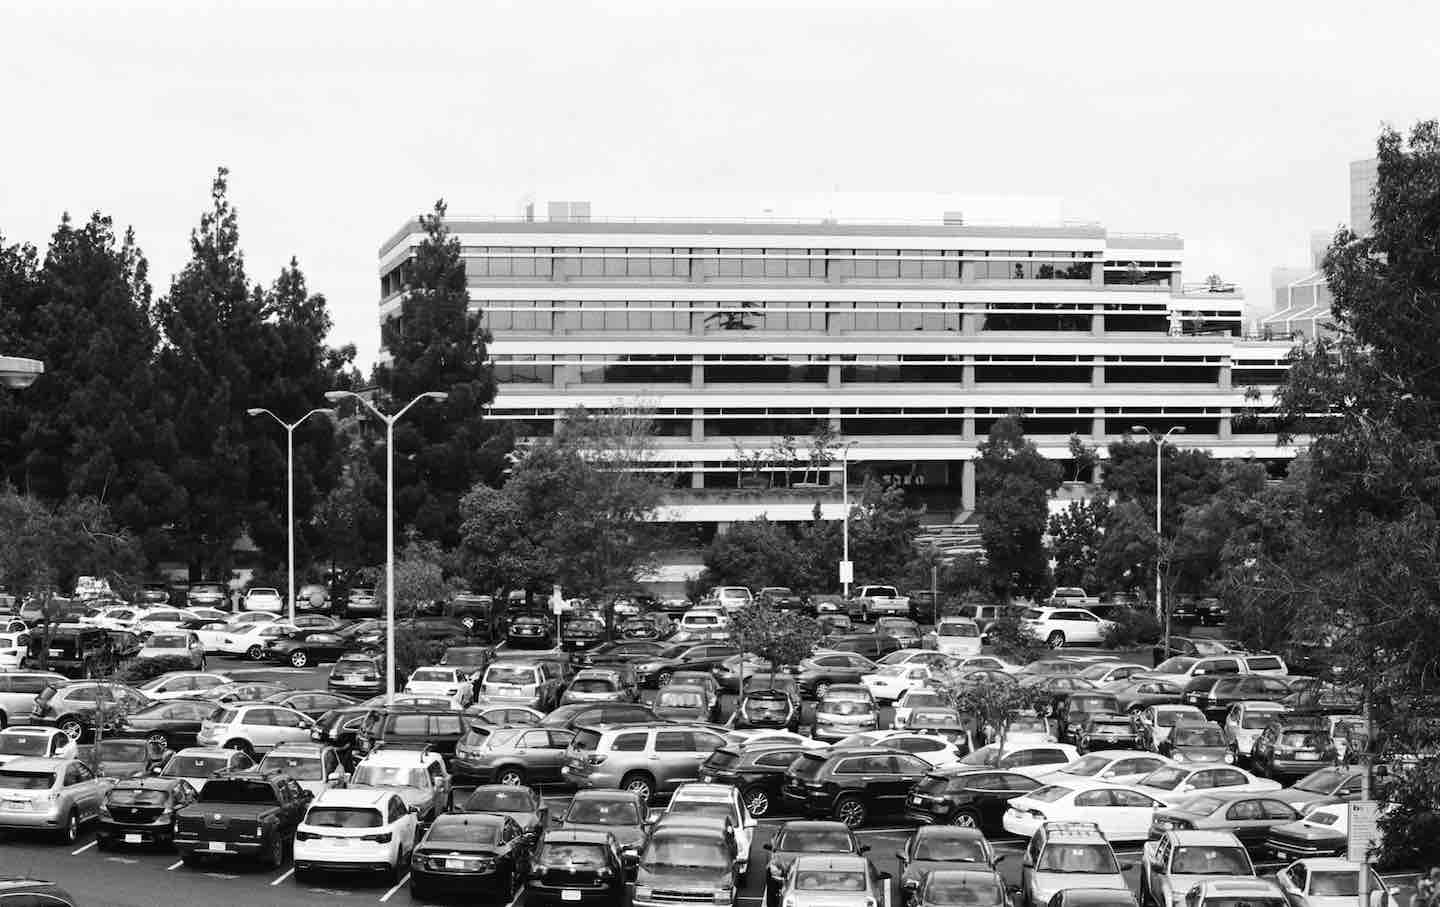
{"left": 1171, "top": 746, "right": 1230, "bottom": 762}
{"left": 769, "top": 850, "right": 853, "bottom": 876}
{"left": 561, "top": 821, "right": 645, "bottom": 848}
{"left": 1268, "top": 819, "right": 1346, "bottom": 842}
{"left": 636, "top": 865, "right": 733, "bottom": 891}
{"left": 902, "top": 858, "right": 990, "bottom": 884}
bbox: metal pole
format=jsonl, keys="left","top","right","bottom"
{"left": 286, "top": 424, "right": 296, "bottom": 625}
{"left": 1154, "top": 437, "right": 1163, "bottom": 627}
{"left": 1358, "top": 691, "right": 1373, "bottom": 907}
{"left": 841, "top": 446, "right": 851, "bottom": 599}
{"left": 385, "top": 414, "right": 396, "bottom": 699}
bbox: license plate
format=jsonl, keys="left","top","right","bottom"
{"left": 48, "top": 649, "right": 62, "bottom": 658}
{"left": 562, "top": 891, "right": 582, "bottom": 902}
{"left": 910, "top": 795, "right": 922, "bottom": 805}
{"left": 332, "top": 838, "right": 349, "bottom": 847}
{"left": 125, "top": 833, "right": 142, "bottom": 844}
{"left": 1296, "top": 752, "right": 1319, "bottom": 760}
{"left": 4, "top": 799, "right": 27, "bottom": 810}
{"left": 445, "top": 858, "right": 467, "bottom": 870}
{"left": 699, "top": 773, "right": 713, "bottom": 782}
{"left": 207, "top": 841, "right": 226, "bottom": 852}
{"left": 342, "top": 675, "right": 362, "bottom": 683}
{"left": 1274, "top": 850, "right": 1287, "bottom": 859}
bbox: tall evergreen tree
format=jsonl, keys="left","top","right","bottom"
{"left": 975, "top": 416, "right": 1061, "bottom": 598}
{"left": 370, "top": 201, "right": 511, "bottom": 546}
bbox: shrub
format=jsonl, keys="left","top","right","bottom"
{"left": 1101, "top": 608, "right": 1162, "bottom": 648}
{"left": 115, "top": 655, "right": 201, "bottom": 684}
{"left": 1377, "top": 757, "right": 1440, "bottom": 870}
{"left": 984, "top": 614, "right": 1049, "bottom": 664}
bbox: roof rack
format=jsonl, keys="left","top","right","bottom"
{"left": 371, "top": 741, "right": 434, "bottom": 753}
{"left": 1040, "top": 820, "right": 1104, "bottom": 835}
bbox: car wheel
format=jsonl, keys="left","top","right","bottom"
{"left": 496, "top": 767, "right": 526, "bottom": 787}
{"left": 1046, "top": 631, "right": 1066, "bottom": 649}
{"left": 655, "top": 671, "right": 672, "bottom": 687}
{"left": 290, "top": 650, "right": 310, "bottom": 668}
{"left": 261, "top": 835, "right": 284, "bottom": 868}
{"left": 621, "top": 772, "right": 655, "bottom": 804}
{"left": 224, "top": 739, "right": 255, "bottom": 760}
{"left": 950, "top": 808, "right": 980, "bottom": 828}
{"left": 742, "top": 786, "right": 771, "bottom": 818}
{"left": 814, "top": 682, "right": 831, "bottom": 699}
{"left": 834, "top": 795, "right": 868, "bottom": 828}
{"left": 246, "top": 645, "right": 265, "bottom": 661}
{"left": 58, "top": 718, "right": 84, "bottom": 741}
{"left": 146, "top": 732, "right": 169, "bottom": 749}
{"left": 0, "top": 710, "right": 8, "bottom": 730}
{"left": 58, "top": 809, "right": 79, "bottom": 843}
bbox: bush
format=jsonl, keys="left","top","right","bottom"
{"left": 984, "top": 614, "right": 1049, "bottom": 664}
{"left": 1101, "top": 608, "right": 1162, "bottom": 649}
{"left": 1378, "top": 757, "right": 1440, "bottom": 869}
{"left": 116, "top": 655, "right": 201, "bottom": 684}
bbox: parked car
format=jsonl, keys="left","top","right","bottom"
{"left": 758, "top": 587, "right": 804, "bottom": 611}
{"left": 113, "top": 699, "right": 217, "bottom": 751}
{"left": 135, "top": 631, "right": 206, "bottom": 670}
{"left": 561, "top": 615, "right": 607, "bottom": 651}
{"left": 632, "top": 818, "right": 740, "bottom": 907}
{"left": 505, "top": 612, "right": 554, "bottom": 649}
{"left": 408, "top": 811, "right": 530, "bottom": 900}
{"left": 78, "top": 738, "right": 167, "bottom": 778}
{"left": 478, "top": 660, "right": 565, "bottom": 711}
{"left": 1036, "top": 751, "right": 1173, "bottom": 788}
{"left": 699, "top": 742, "right": 814, "bottom": 819}
{"left": 782, "top": 745, "right": 933, "bottom": 828}
{"left": 652, "top": 686, "right": 712, "bottom": 723}
{"left": 1148, "top": 790, "right": 1302, "bottom": 856}
{"left": 1133, "top": 763, "right": 1282, "bottom": 806}
{"left": 524, "top": 828, "right": 627, "bottom": 906}
{"left": 243, "top": 588, "right": 284, "bottom": 613}
{"left": 0, "top": 672, "right": 68, "bottom": 729}
{"left": 353, "top": 707, "right": 467, "bottom": 763}
{"left": 1272, "top": 766, "right": 1370, "bottom": 813}
{"left": 631, "top": 643, "right": 741, "bottom": 688}
{"left": 264, "top": 629, "right": 357, "bottom": 669}
{"left": 194, "top": 703, "right": 317, "bottom": 758}
{"left": 156, "top": 746, "right": 253, "bottom": 794}
{"left": 1021, "top": 607, "right": 1114, "bottom": 648}
{"left": 1198, "top": 675, "right": 1294, "bottom": 723}
{"left": 928, "top": 617, "right": 982, "bottom": 658}
{"left": 460, "top": 783, "right": 548, "bottom": 837}
{"left": 761, "top": 820, "right": 867, "bottom": 906}
{"left": 561, "top": 668, "right": 636, "bottom": 706}
{"left": 0, "top": 628, "right": 31, "bottom": 670}
{"left": 539, "top": 702, "right": 659, "bottom": 731}
{"left": 344, "top": 587, "right": 379, "bottom": 617}
{"left": 577, "top": 639, "right": 669, "bottom": 668}
{"left": 1222, "top": 701, "right": 1292, "bottom": 760}
{"left": 404, "top": 666, "right": 477, "bottom": 708}
{"left": 1180, "top": 878, "right": 1286, "bottom": 907}
{"left": 452, "top": 724, "right": 573, "bottom": 786}
{"left": 1273, "top": 857, "right": 1399, "bottom": 907}
{"left": 328, "top": 653, "right": 390, "bottom": 698}
{"left": 822, "top": 632, "right": 903, "bottom": 661}
{"left": 256, "top": 741, "right": 350, "bottom": 798}
{"left": 875, "top": 616, "right": 923, "bottom": 648}
{"left": 0, "top": 756, "right": 113, "bottom": 842}
{"left": 293, "top": 787, "right": 418, "bottom": 884}
{"left": 27, "top": 624, "right": 118, "bottom": 679}
{"left": 173, "top": 769, "right": 311, "bottom": 866}
{"left": 1134, "top": 704, "right": 1209, "bottom": 751}
{"left": 0, "top": 726, "right": 79, "bottom": 765}
{"left": 1003, "top": 779, "right": 1164, "bottom": 841}
{"left": 1263, "top": 803, "right": 1352, "bottom": 861}
{"left": 895, "top": 826, "right": 997, "bottom": 907}
{"left": 1055, "top": 692, "right": 1123, "bottom": 746}
{"left": 96, "top": 776, "right": 197, "bottom": 850}
{"left": 561, "top": 722, "right": 729, "bottom": 803}
{"left": 775, "top": 854, "right": 887, "bottom": 907}
{"left": 1019, "top": 819, "right": 1129, "bottom": 907}
{"left": 1249, "top": 718, "right": 1331, "bottom": 780}
{"left": 1139, "top": 829, "right": 1257, "bottom": 907}
{"left": 955, "top": 742, "right": 1082, "bottom": 777}
{"left": 29, "top": 681, "right": 151, "bottom": 742}
{"left": 811, "top": 686, "right": 879, "bottom": 742}
{"left": 186, "top": 583, "right": 228, "bottom": 612}
{"left": 656, "top": 782, "right": 759, "bottom": 878}
{"left": 349, "top": 746, "right": 453, "bottom": 823}
{"left": 549, "top": 788, "right": 648, "bottom": 858}
{"left": 1158, "top": 721, "right": 1234, "bottom": 764}
{"left": 731, "top": 688, "right": 801, "bottom": 733}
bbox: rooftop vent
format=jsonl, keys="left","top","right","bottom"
{"left": 943, "top": 211, "right": 965, "bottom": 226}
{"left": 547, "top": 201, "right": 592, "bottom": 223}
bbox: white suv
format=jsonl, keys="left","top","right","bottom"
{"left": 1021, "top": 607, "right": 1114, "bottom": 648}
{"left": 659, "top": 783, "right": 757, "bottom": 876}
{"left": 293, "top": 788, "right": 418, "bottom": 884}
{"left": 349, "top": 747, "right": 453, "bottom": 822}
{"left": 404, "top": 667, "right": 476, "bottom": 708}
{"left": 194, "top": 703, "right": 317, "bottom": 757}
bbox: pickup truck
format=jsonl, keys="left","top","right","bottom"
{"left": 1048, "top": 587, "right": 1098, "bottom": 607}
{"left": 173, "top": 770, "right": 312, "bottom": 867}
{"left": 853, "top": 586, "right": 910, "bottom": 622}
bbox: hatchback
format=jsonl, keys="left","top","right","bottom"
{"left": 1250, "top": 719, "right": 1330, "bottom": 779}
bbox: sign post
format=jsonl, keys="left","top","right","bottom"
{"left": 550, "top": 585, "right": 565, "bottom": 649}
{"left": 839, "top": 560, "right": 853, "bottom": 586}
{"left": 1348, "top": 799, "right": 1379, "bottom": 864}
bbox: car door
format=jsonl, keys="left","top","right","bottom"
{"left": 1222, "top": 798, "right": 1271, "bottom": 851}
{"left": 686, "top": 730, "right": 728, "bottom": 784}
{"left": 1106, "top": 788, "right": 1161, "bottom": 840}
{"left": 1066, "top": 611, "right": 1103, "bottom": 643}
{"left": 240, "top": 707, "right": 282, "bottom": 749}
{"left": 879, "top": 753, "right": 930, "bottom": 816}
{"left": 68, "top": 760, "right": 106, "bottom": 819}
{"left": 516, "top": 729, "right": 562, "bottom": 782}
{"left": 984, "top": 772, "right": 1042, "bottom": 828}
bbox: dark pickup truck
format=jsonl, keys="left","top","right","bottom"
{"left": 173, "top": 771, "right": 312, "bottom": 867}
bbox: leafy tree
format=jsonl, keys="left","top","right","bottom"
{"left": 729, "top": 602, "right": 821, "bottom": 681}
{"left": 361, "top": 534, "right": 455, "bottom": 620}
{"left": 790, "top": 504, "right": 841, "bottom": 593}
{"left": 847, "top": 477, "right": 923, "bottom": 584}
{"left": 950, "top": 679, "right": 1049, "bottom": 758}
{"left": 702, "top": 518, "right": 799, "bottom": 590}
{"left": 370, "top": 200, "right": 512, "bottom": 547}
{"left": 1047, "top": 498, "right": 1109, "bottom": 590}
{"left": 1092, "top": 500, "right": 1158, "bottom": 595}
{"left": 974, "top": 417, "right": 1061, "bottom": 599}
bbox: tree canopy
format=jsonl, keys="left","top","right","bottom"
{"left": 974, "top": 416, "right": 1060, "bottom": 599}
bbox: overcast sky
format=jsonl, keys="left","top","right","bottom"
{"left": 3, "top": 0, "right": 1437, "bottom": 369}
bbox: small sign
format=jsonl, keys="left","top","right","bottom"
{"left": 839, "top": 560, "right": 854, "bottom": 584}
{"left": 1348, "top": 799, "right": 1380, "bottom": 863}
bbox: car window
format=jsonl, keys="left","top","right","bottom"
{"left": 996, "top": 773, "right": 1041, "bottom": 792}
{"left": 894, "top": 737, "right": 944, "bottom": 754}
{"left": 1110, "top": 789, "right": 1156, "bottom": 808}
{"left": 1074, "top": 789, "right": 1113, "bottom": 807}
{"left": 610, "top": 733, "right": 648, "bottom": 752}
{"left": 654, "top": 731, "right": 690, "bottom": 753}
{"left": 834, "top": 758, "right": 866, "bottom": 775}
{"left": 1227, "top": 799, "right": 1263, "bottom": 821}
{"left": 242, "top": 708, "right": 276, "bottom": 726}
{"left": 692, "top": 731, "right": 725, "bottom": 751}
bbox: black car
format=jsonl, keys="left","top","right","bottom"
{"left": 1054, "top": 693, "right": 1122, "bottom": 745}
{"left": 263, "top": 629, "right": 356, "bottom": 669}
{"left": 448, "top": 592, "right": 494, "bottom": 636}
{"left": 460, "top": 784, "right": 549, "bottom": 837}
{"left": 730, "top": 689, "right": 800, "bottom": 732}
{"left": 410, "top": 813, "right": 533, "bottom": 902}
{"left": 1180, "top": 675, "right": 1224, "bottom": 712}
{"left": 397, "top": 616, "right": 472, "bottom": 644}
{"left": 261, "top": 690, "right": 357, "bottom": 720}
{"left": 560, "top": 615, "right": 606, "bottom": 652}
{"left": 114, "top": 699, "right": 217, "bottom": 750}
{"left": 762, "top": 820, "right": 866, "bottom": 903}
{"left": 548, "top": 789, "right": 648, "bottom": 857}
{"left": 310, "top": 705, "right": 371, "bottom": 766}
{"left": 354, "top": 707, "right": 467, "bottom": 761}
{"left": 632, "top": 643, "right": 741, "bottom": 688}
{"left": 538, "top": 702, "right": 658, "bottom": 730}
{"left": 758, "top": 587, "right": 804, "bottom": 611}
{"left": 97, "top": 777, "right": 198, "bottom": 849}
{"left": 698, "top": 743, "right": 813, "bottom": 818}
{"left": 577, "top": 640, "right": 669, "bottom": 668}
{"left": 782, "top": 746, "right": 933, "bottom": 828}
{"left": 0, "top": 879, "right": 79, "bottom": 906}
{"left": 903, "top": 767, "right": 1044, "bottom": 832}
{"left": 1077, "top": 714, "right": 1142, "bottom": 752}
{"left": 525, "top": 829, "right": 626, "bottom": 906}
{"left": 820, "top": 632, "right": 903, "bottom": 661}
{"left": 506, "top": 613, "right": 554, "bottom": 649}
{"left": 1194, "top": 598, "right": 1227, "bottom": 626}
{"left": 1199, "top": 674, "right": 1293, "bottom": 722}
{"left": 896, "top": 826, "right": 997, "bottom": 907}
{"left": 1280, "top": 681, "right": 1363, "bottom": 715}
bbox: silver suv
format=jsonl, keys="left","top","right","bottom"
{"left": 562, "top": 723, "right": 728, "bottom": 803}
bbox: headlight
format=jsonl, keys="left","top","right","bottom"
{"left": 769, "top": 865, "right": 785, "bottom": 880}
{"left": 1223, "top": 752, "right": 1235, "bottom": 763}
{"left": 634, "top": 886, "right": 653, "bottom": 900}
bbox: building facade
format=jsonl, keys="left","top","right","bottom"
{"left": 378, "top": 210, "right": 1293, "bottom": 547}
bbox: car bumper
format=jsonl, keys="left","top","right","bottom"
{"left": 174, "top": 838, "right": 268, "bottom": 858}
{"left": 1002, "top": 809, "right": 1040, "bottom": 839}
{"left": 812, "top": 721, "right": 877, "bottom": 741}
{"left": 1268, "top": 756, "right": 1327, "bottom": 776}
{"left": 1264, "top": 834, "right": 1344, "bottom": 861}
{"left": 97, "top": 819, "right": 173, "bottom": 844}
{"left": 449, "top": 759, "right": 498, "bottom": 783}
{"left": 526, "top": 881, "right": 623, "bottom": 906}
{"left": 0, "top": 805, "right": 66, "bottom": 828}
{"left": 781, "top": 788, "right": 835, "bottom": 816}
{"left": 327, "top": 680, "right": 383, "bottom": 695}
{"left": 561, "top": 766, "right": 612, "bottom": 790}
{"left": 479, "top": 693, "right": 545, "bottom": 710}
{"left": 295, "top": 840, "right": 394, "bottom": 869}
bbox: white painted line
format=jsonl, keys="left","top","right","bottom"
{"left": 166, "top": 859, "right": 184, "bottom": 871}
{"left": 270, "top": 868, "right": 295, "bottom": 886}
{"left": 379, "top": 873, "right": 410, "bottom": 902}
{"left": 504, "top": 883, "right": 525, "bottom": 907}
{"left": 71, "top": 840, "right": 97, "bottom": 855}
{"left": 103, "top": 856, "right": 139, "bottom": 864}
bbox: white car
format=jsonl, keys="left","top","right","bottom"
{"left": 1000, "top": 715, "right": 1058, "bottom": 745}
{"left": 929, "top": 617, "right": 982, "bottom": 658}
{"left": 1038, "top": 751, "right": 1176, "bottom": 788}
{"left": 709, "top": 587, "right": 753, "bottom": 614}
{"left": 674, "top": 609, "right": 729, "bottom": 640}
{"left": 136, "top": 631, "right": 206, "bottom": 669}
{"left": 158, "top": 746, "right": 254, "bottom": 794}
{"left": 243, "top": 588, "right": 285, "bottom": 613}
{"left": 892, "top": 688, "right": 951, "bottom": 729}
{"left": 1132, "top": 763, "right": 1282, "bottom": 805}
{"left": 722, "top": 729, "right": 827, "bottom": 749}
{"left": 0, "top": 630, "right": 29, "bottom": 670}
{"left": 186, "top": 607, "right": 230, "bottom": 623}
{"left": 195, "top": 703, "right": 317, "bottom": 756}
{"left": 662, "top": 783, "right": 756, "bottom": 874}
{"left": 136, "top": 671, "right": 231, "bottom": 701}
{"left": 830, "top": 730, "right": 967, "bottom": 768}
{"left": 1274, "top": 857, "right": 1397, "bottom": 907}
{"left": 227, "top": 611, "right": 280, "bottom": 628}
{"left": 1020, "top": 607, "right": 1114, "bottom": 648}
{"left": 957, "top": 742, "right": 1080, "bottom": 776}
{"left": 258, "top": 743, "right": 350, "bottom": 798}
{"left": 404, "top": 666, "right": 476, "bottom": 708}
{"left": 1003, "top": 779, "right": 1164, "bottom": 841}
{"left": 218, "top": 621, "right": 298, "bottom": 659}
{"left": 293, "top": 788, "right": 419, "bottom": 884}
{"left": 132, "top": 607, "right": 200, "bottom": 637}
{"left": 1222, "top": 701, "right": 1292, "bottom": 757}
{"left": 189, "top": 621, "right": 236, "bottom": 654}
{"left": 83, "top": 606, "right": 143, "bottom": 631}
{"left": 861, "top": 664, "right": 940, "bottom": 703}
{"left": 951, "top": 655, "right": 1021, "bottom": 673}
{"left": 1140, "top": 654, "right": 1250, "bottom": 683}
{"left": 0, "top": 726, "right": 79, "bottom": 766}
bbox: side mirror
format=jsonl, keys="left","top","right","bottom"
{"left": 902, "top": 879, "right": 919, "bottom": 891}
{"left": 646, "top": 808, "right": 662, "bottom": 825}
{"left": 1120, "top": 862, "right": 1134, "bottom": 871}
{"left": 762, "top": 841, "right": 773, "bottom": 851}
{"left": 993, "top": 854, "right": 1006, "bottom": 864}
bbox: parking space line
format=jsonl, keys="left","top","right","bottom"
{"left": 166, "top": 859, "right": 184, "bottom": 871}
{"left": 270, "top": 868, "right": 295, "bottom": 886}
{"left": 379, "top": 873, "right": 410, "bottom": 902}
{"left": 70, "top": 840, "right": 97, "bottom": 855}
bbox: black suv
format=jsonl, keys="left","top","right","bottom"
{"left": 28, "top": 624, "right": 118, "bottom": 678}
{"left": 354, "top": 707, "right": 467, "bottom": 761}
{"left": 699, "top": 742, "right": 813, "bottom": 818}
{"left": 1055, "top": 692, "right": 1122, "bottom": 745}
{"left": 730, "top": 689, "right": 799, "bottom": 732}
{"left": 525, "top": 829, "right": 626, "bottom": 906}
{"left": 902, "top": 767, "right": 1043, "bottom": 833}
{"left": 782, "top": 746, "right": 933, "bottom": 828}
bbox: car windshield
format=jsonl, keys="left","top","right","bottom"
{"left": 913, "top": 836, "right": 988, "bottom": 861}
{"left": 410, "top": 669, "right": 453, "bottom": 683}
{"left": 0, "top": 734, "right": 51, "bottom": 756}
{"left": 796, "top": 870, "right": 866, "bottom": 891}
{"left": 1170, "top": 846, "right": 1250, "bottom": 875}
{"left": 1009, "top": 717, "right": 1049, "bottom": 734}
{"left": 1026, "top": 786, "right": 1073, "bottom": 803}
{"left": 818, "top": 699, "right": 873, "bottom": 716}
{"left": 1292, "top": 769, "right": 1347, "bottom": 793}
{"left": 1037, "top": 843, "right": 1120, "bottom": 873}
{"left": 537, "top": 842, "right": 607, "bottom": 867}
{"left": 657, "top": 691, "right": 704, "bottom": 708}
{"left": 466, "top": 788, "right": 535, "bottom": 812}
{"left": 1242, "top": 713, "right": 1282, "bottom": 729}
{"left": 1181, "top": 796, "right": 1228, "bottom": 815}
{"left": 96, "top": 740, "right": 148, "bottom": 761}
{"left": 775, "top": 827, "right": 855, "bottom": 852}
{"left": 743, "top": 696, "right": 789, "bottom": 715}
{"left": 352, "top": 766, "right": 426, "bottom": 788}
{"left": 109, "top": 788, "right": 168, "bottom": 805}
{"left": 1174, "top": 727, "right": 1225, "bottom": 746}
{"left": 258, "top": 756, "right": 323, "bottom": 780}
{"left": 686, "top": 615, "right": 720, "bottom": 627}
{"left": 570, "top": 679, "right": 617, "bottom": 693}
{"left": 162, "top": 755, "right": 231, "bottom": 777}
{"left": 903, "top": 692, "right": 947, "bottom": 708}
{"left": 427, "top": 818, "right": 500, "bottom": 844}
{"left": 1305, "top": 808, "right": 1342, "bottom": 827}
{"left": 1058, "top": 756, "right": 1108, "bottom": 777}
{"left": 938, "top": 623, "right": 978, "bottom": 637}
{"left": 668, "top": 801, "right": 731, "bottom": 822}
{"left": 486, "top": 667, "right": 536, "bottom": 685}
{"left": 0, "top": 771, "right": 54, "bottom": 790}
{"left": 147, "top": 635, "right": 187, "bottom": 648}
{"left": 1280, "top": 731, "right": 1324, "bottom": 748}
{"left": 924, "top": 876, "right": 1005, "bottom": 903}
{"left": 1142, "top": 768, "right": 1188, "bottom": 790}
{"left": 1154, "top": 657, "right": 1197, "bottom": 674}
{"left": 306, "top": 807, "right": 382, "bottom": 828}
{"left": 567, "top": 799, "right": 639, "bottom": 825}
{"left": 1156, "top": 710, "right": 1200, "bottom": 727}
{"left": 641, "top": 834, "right": 730, "bottom": 870}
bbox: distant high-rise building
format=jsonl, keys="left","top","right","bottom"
{"left": 1350, "top": 157, "right": 1378, "bottom": 237}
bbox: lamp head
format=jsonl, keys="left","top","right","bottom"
{"left": 1169, "top": 426, "right": 1187, "bottom": 436}
{"left": 246, "top": 408, "right": 265, "bottom": 416}
{"left": 324, "top": 391, "right": 351, "bottom": 403}
{"left": 1130, "top": 425, "right": 1148, "bottom": 435}
{"left": 424, "top": 392, "right": 449, "bottom": 403}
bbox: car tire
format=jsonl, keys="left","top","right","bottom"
{"left": 655, "top": 671, "right": 672, "bottom": 687}
{"left": 58, "top": 717, "right": 84, "bottom": 741}
{"left": 1046, "top": 631, "right": 1066, "bottom": 649}
{"left": 224, "top": 739, "right": 255, "bottom": 760}
{"left": 742, "top": 786, "right": 771, "bottom": 818}
{"left": 621, "top": 772, "right": 655, "bottom": 804}
{"left": 496, "top": 767, "right": 526, "bottom": 787}
{"left": 290, "top": 650, "right": 310, "bottom": 668}
{"left": 246, "top": 645, "right": 265, "bottom": 661}
{"left": 834, "top": 795, "right": 867, "bottom": 829}
{"left": 261, "top": 835, "right": 284, "bottom": 868}
{"left": 813, "top": 682, "right": 831, "bottom": 699}
{"left": 58, "top": 809, "right": 79, "bottom": 844}
{"left": 949, "top": 808, "right": 980, "bottom": 828}
{"left": 146, "top": 732, "right": 169, "bottom": 750}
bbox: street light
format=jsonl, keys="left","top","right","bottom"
{"left": 325, "top": 389, "right": 449, "bottom": 697}
{"left": 1131, "top": 425, "right": 1186, "bottom": 651}
{"left": 838, "top": 442, "right": 857, "bottom": 599}
{"left": 246, "top": 407, "right": 335, "bottom": 623}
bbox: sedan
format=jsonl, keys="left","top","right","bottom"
{"left": 1109, "top": 678, "right": 1187, "bottom": 713}
{"left": 264, "top": 630, "right": 354, "bottom": 668}
{"left": 549, "top": 789, "right": 648, "bottom": 858}
{"left": 135, "top": 672, "right": 231, "bottom": 702}
{"left": 114, "top": 699, "right": 219, "bottom": 750}
{"left": 218, "top": 621, "right": 298, "bottom": 659}
{"left": 80, "top": 738, "right": 169, "bottom": 779}
{"left": 576, "top": 640, "right": 669, "bottom": 668}
{"left": 1003, "top": 780, "right": 1164, "bottom": 841}
{"left": 861, "top": 664, "right": 942, "bottom": 704}
{"left": 1133, "top": 764, "right": 1282, "bottom": 805}
{"left": 0, "top": 726, "right": 80, "bottom": 765}
{"left": 762, "top": 821, "right": 867, "bottom": 905}
{"left": 404, "top": 667, "right": 477, "bottom": 707}
{"left": 1159, "top": 721, "right": 1235, "bottom": 765}
{"left": 260, "top": 691, "right": 358, "bottom": 720}
{"left": 200, "top": 681, "right": 291, "bottom": 704}
{"left": 178, "top": 620, "right": 235, "bottom": 654}
{"left": 156, "top": 746, "right": 253, "bottom": 794}
{"left": 243, "top": 588, "right": 284, "bottom": 612}
{"left": 1148, "top": 790, "right": 1303, "bottom": 856}
{"left": 778, "top": 855, "right": 886, "bottom": 907}
{"left": 632, "top": 643, "right": 741, "bottom": 688}
{"left": 465, "top": 705, "right": 546, "bottom": 728}
{"left": 409, "top": 813, "right": 532, "bottom": 902}
{"left": 895, "top": 826, "right": 997, "bottom": 907}
{"left": 1036, "top": 751, "right": 1174, "bottom": 788}
{"left": 915, "top": 868, "right": 1012, "bottom": 907}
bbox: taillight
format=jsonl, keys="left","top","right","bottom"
{"left": 361, "top": 832, "right": 393, "bottom": 843}
{"left": 295, "top": 830, "right": 316, "bottom": 841}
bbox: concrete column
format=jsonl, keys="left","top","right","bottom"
{"left": 1091, "top": 312, "right": 1106, "bottom": 335}
{"left": 1092, "top": 408, "right": 1105, "bottom": 438}
{"left": 962, "top": 415, "right": 976, "bottom": 441}
{"left": 1219, "top": 409, "right": 1233, "bottom": 439}
{"left": 1090, "top": 263, "right": 1105, "bottom": 287}
{"left": 962, "top": 459, "right": 977, "bottom": 512}
{"left": 828, "top": 362, "right": 842, "bottom": 388}
{"left": 690, "top": 463, "right": 704, "bottom": 489}
{"left": 691, "top": 362, "right": 705, "bottom": 388}
{"left": 962, "top": 312, "right": 980, "bottom": 336}
{"left": 828, "top": 409, "right": 841, "bottom": 434}
{"left": 1091, "top": 364, "right": 1105, "bottom": 387}
{"left": 691, "top": 408, "right": 705, "bottom": 442}
{"left": 962, "top": 364, "right": 976, "bottom": 388}
{"left": 1219, "top": 364, "right": 1233, "bottom": 390}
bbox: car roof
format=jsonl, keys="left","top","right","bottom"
{"left": 571, "top": 789, "right": 641, "bottom": 802}
{"left": 1165, "top": 829, "right": 1247, "bottom": 845}
{"left": 0, "top": 726, "right": 63, "bottom": 736}
{"left": 1039, "top": 821, "right": 1108, "bottom": 843}
{"left": 791, "top": 854, "right": 870, "bottom": 872}
{"left": 311, "top": 788, "right": 392, "bottom": 807}
{"left": 1195, "top": 878, "right": 1286, "bottom": 894}
{"left": 915, "top": 825, "right": 987, "bottom": 842}
{"left": 671, "top": 783, "right": 737, "bottom": 801}
{"left": 265, "top": 743, "right": 328, "bottom": 756}
{"left": 172, "top": 747, "right": 235, "bottom": 757}
{"left": 1297, "top": 857, "right": 1369, "bottom": 870}
{"left": 358, "top": 748, "right": 440, "bottom": 766}
{"left": 542, "top": 828, "right": 615, "bottom": 844}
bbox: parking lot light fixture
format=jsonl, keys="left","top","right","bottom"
{"left": 1130, "top": 425, "right": 1186, "bottom": 649}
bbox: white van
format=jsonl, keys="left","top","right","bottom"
{"left": 929, "top": 617, "right": 982, "bottom": 657}
{"left": 710, "top": 587, "right": 752, "bottom": 614}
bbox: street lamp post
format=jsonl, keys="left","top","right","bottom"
{"left": 246, "top": 407, "right": 334, "bottom": 623}
{"left": 839, "top": 442, "right": 856, "bottom": 599}
{"left": 325, "top": 390, "right": 449, "bottom": 697}
{"left": 1131, "top": 425, "right": 1186, "bottom": 654}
